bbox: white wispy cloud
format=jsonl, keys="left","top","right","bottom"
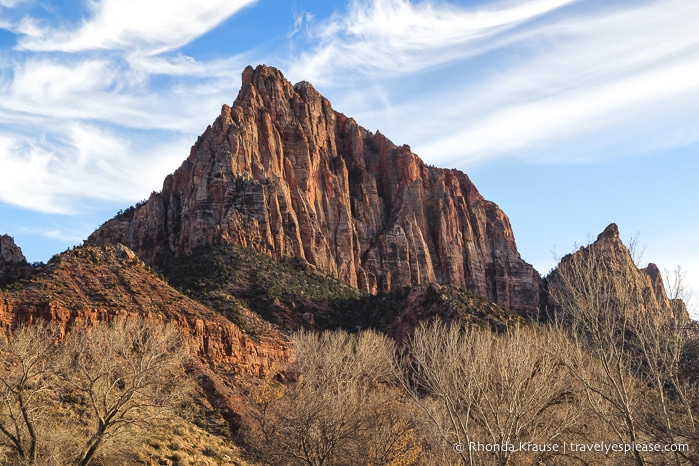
{"left": 17, "top": 225, "right": 91, "bottom": 244}
{"left": 0, "top": 124, "right": 192, "bottom": 214}
{"left": 17, "top": 0, "right": 258, "bottom": 54}
{"left": 0, "top": 0, "right": 257, "bottom": 215}
{"left": 427, "top": 53, "right": 699, "bottom": 163}
{"left": 0, "top": 55, "right": 244, "bottom": 133}
{"left": 11, "top": 58, "right": 117, "bottom": 102}
{"left": 289, "top": 11, "right": 315, "bottom": 39}
{"left": 288, "top": 0, "right": 575, "bottom": 84}
{"left": 0, "top": 0, "right": 29, "bottom": 7}
{"left": 291, "top": 0, "right": 699, "bottom": 166}
{"left": 427, "top": 0, "right": 699, "bottom": 163}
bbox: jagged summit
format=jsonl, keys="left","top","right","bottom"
{"left": 89, "top": 64, "right": 540, "bottom": 313}
{"left": 546, "top": 224, "right": 689, "bottom": 323}
{"left": 597, "top": 222, "right": 619, "bottom": 241}
{"left": 0, "top": 234, "right": 26, "bottom": 265}
{"left": 0, "top": 234, "right": 31, "bottom": 286}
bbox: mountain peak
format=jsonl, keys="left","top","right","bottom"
{"left": 89, "top": 65, "right": 540, "bottom": 314}
{"left": 238, "top": 64, "right": 317, "bottom": 103}
{"left": 547, "top": 223, "right": 687, "bottom": 323}
{"left": 597, "top": 223, "right": 620, "bottom": 242}
{"left": 241, "top": 64, "right": 284, "bottom": 87}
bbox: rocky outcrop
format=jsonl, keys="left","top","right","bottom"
{"left": 544, "top": 223, "right": 689, "bottom": 323}
{"left": 0, "top": 234, "right": 31, "bottom": 286}
{"left": 89, "top": 65, "right": 539, "bottom": 313}
{"left": 642, "top": 262, "right": 690, "bottom": 322}
{"left": 0, "top": 244, "right": 291, "bottom": 376}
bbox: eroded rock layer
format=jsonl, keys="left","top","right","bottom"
{"left": 0, "top": 244, "right": 290, "bottom": 376}
{"left": 89, "top": 65, "right": 540, "bottom": 313}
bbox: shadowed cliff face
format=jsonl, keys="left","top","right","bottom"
{"left": 89, "top": 65, "right": 540, "bottom": 314}
{"left": 0, "top": 235, "right": 31, "bottom": 286}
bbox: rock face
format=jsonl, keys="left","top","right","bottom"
{"left": 545, "top": 223, "right": 689, "bottom": 323}
{"left": 0, "top": 234, "right": 31, "bottom": 286}
{"left": 89, "top": 65, "right": 540, "bottom": 313}
{"left": 0, "top": 244, "right": 291, "bottom": 377}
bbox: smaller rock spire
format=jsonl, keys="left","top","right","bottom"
{"left": 597, "top": 223, "right": 619, "bottom": 241}
{"left": 0, "top": 234, "right": 31, "bottom": 286}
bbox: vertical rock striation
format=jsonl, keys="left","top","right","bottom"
{"left": 89, "top": 65, "right": 540, "bottom": 313}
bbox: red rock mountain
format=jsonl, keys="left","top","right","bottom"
{"left": 545, "top": 223, "right": 689, "bottom": 323}
{"left": 0, "top": 241, "right": 292, "bottom": 436}
{"left": 89, "top": 65, "right": 540, "bottom": 313}
{"left": 0, "top": 243, "right": 290, "bottom": 376}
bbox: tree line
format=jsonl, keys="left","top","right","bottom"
{"left": 2, "top": 239, "right": 697, "bottom": 465}
{"left": 246, "top": 244, "right": 698, "bottom": 465}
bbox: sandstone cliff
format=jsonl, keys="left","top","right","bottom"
{"left": 89, "top": 65, "right": 539, "bottom": 313}
{"left": 0, "top": 243, "right": 290, "bottom": 376}
{"left": 0, "top": 234, "right": 31, "bottom": 286}
{"left": 544, "top": 223, "right": 689, "bottom": 323}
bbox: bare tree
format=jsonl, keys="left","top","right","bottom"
{"left": 0, "top": 321, "right": 59, "bottom": 465}
{"left": 548, "top": 238, "right": 697, "bottom": 465}
{"left": 249, "top": 328, "right": 422, "bottom": 465}
{"left": 400, "top": 321, "right": 480, "bottom": 465}
{"left": 402, "top": 321, "right": 578, "bottom": 466}
{"left": 629, "top": 267, "right": 696, "bottom": 465}
{"left": 56, "top": 317, "right": 188, "bottom": 466}
{"left": 549, "top": 240, "right": 650, "bottom": 465}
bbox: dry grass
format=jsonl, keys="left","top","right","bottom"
{"left": 134, "top": 417, "right": 254, "bottom": 466}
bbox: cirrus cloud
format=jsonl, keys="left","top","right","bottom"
{"left": 17, "top": 0, "right": 258, "bottom": 54}
{"left": 288, "top": 0, "right": 575, "bottom": 84}
{"left": 288, "top": 0, "right": 699, "bottom": 166}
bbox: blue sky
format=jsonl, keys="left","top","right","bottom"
{"left": 1, "top": 0, "right": 698, "bottom": 312}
